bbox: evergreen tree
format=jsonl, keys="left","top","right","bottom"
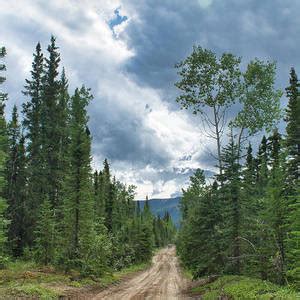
{"left": 34, "top": 198, "right": 55, "bottom": 265}
{"left": 286, "top": 187, "right": 300, "bottom": 288}
{"left": 6, "top": 107, "right": 27, "bottom": 256}
{"left": 94, "top": 170, "right": 105, "bottom": 220}
{"left": 285, "top": 68, "right": 300, "bottom": 288}
{"left": 40, "top": 36, "right": 62, "bottom": 208}
{"left": 219, "top": 134, "right": 242, "bottom": 274}
{"left": 242, "top": 143, "right": 266, "bottom": 277}
{"left": 285, "top": 68, "right": 300, "bottom": 185}
{"left": 56, "top": 68, "right": 70, "bottom": 213}
{"left": 263, "top": 151, "right": 287, "bottom": 284}
{"left": 103, "top": 159, "right": 113, "bottom": 231}
{"left": 22, "top": 42, "right": 45, "bottom": 246}
{"left": 62, "top": 86, "right": 94, "bottom": 267}
{"left": 178, "top": 172, "right": 223, "bottom": 277}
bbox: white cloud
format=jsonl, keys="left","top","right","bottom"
{"left": 1, "top": 0, "right": 213, "bottom": 199}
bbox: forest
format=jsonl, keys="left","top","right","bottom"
{"left": 0, "top": 37, "right": 175, "bottom": 283}
{"left": 176, "top": 47, "right": 300, "bottom": 291}
{"left": 0, "top": 37, "right": 299, "bottom": 299}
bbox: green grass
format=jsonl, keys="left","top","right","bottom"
{"left": 0, "top": 260, "right": 150, "bottom": 299}
{"left": 191, "top": 275, "right": 300, "bottom": 299}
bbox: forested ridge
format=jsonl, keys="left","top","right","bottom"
{"left": 176, "top": 47, "right": 300, "bottom": 290}
{"left": 0, "top": 37, "right": 176, "bottom": 279}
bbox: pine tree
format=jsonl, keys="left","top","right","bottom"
{"left": 284, "top": 68, "right": 300, "bottom": 288}
{"left": 94, "top": 170, "right": 105, "bottom": 220}
{"left": 6, "top": 107, "right": 27, "bottom": 256}
{"left": 62, "top": 86, "right": 94, "bottom": 267}
{"left": 103, "top": 159, "right": 113, "bottom": 231}
{"left": 178, "top": 172, "right": 223, "bottom": 277}
{"left": 285, "top": 68, "right": 300, "bottom": 185}
{"left": 219, "top": 134, "right": 242, "bottom": 274}
{"left": 286, "top": 187, "right": 300, "bottom": 288}
{"left": 5, "top": 106, "right": 20, "bottom": 202}
{"left": 264, "top": 150, "right": 288, "bottom": 284}
{"left": 242, "top": 143, "right": 264, "bottom": 277}
{"left": 22, "top": 42, "right": 44, "bottom": 246}
{"left": 34, "top": 198, "right": 55, "bottom": 265}
{"left": 56, "top": 68, "right": 70, "bottom": 211}
{"left": 40, "top": 36, "right": 62, "bottom": 208}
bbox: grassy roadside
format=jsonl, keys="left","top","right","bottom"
{"left": 189, "top": 275, "right": 300, "bottom": 299}
{"left": 0, "top": 260, "right": 150, "bottom": 299}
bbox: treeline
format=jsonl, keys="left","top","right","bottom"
{"left": 0, "top": 37, "right": 175, "bottom": 276}
{"left": 177, "top": 64, "right": 299, "bottom": 288}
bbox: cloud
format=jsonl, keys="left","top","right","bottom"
{"left": 1, "top": 0, "right": 297, "bottom": 199}
{"left": 198, "top": 0, "right": 213, "bottom": 8}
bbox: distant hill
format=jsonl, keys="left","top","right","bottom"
{"left": 139, "top": 197, "right": 181, "bottom": 227}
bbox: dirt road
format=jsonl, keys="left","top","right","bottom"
{"left": 93, "top": 246, "right": 190, "bottom": 300}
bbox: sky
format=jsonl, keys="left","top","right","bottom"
{"left": 0, "top": 0, "right": 299, "bottom": 199}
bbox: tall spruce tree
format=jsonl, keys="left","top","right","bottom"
{"left": 6, "top": 107, "right": 27, "bottom": 256}
{"left": 22, "top": 42, "right": 45, "bottom": 246}
{"left": 62, "top": 86, "right": 94, "bottom": 266}
{"left": 55, "top": 68, "right": 71, "bottom": 232}
{"left": 219, "top": 133, "right": 242, "bottom": 274}
{"left": 285, "top": 68, "right": 300, "bottom": 185}
{"left": 285, "top": 68, "right": 300, "bottom": 287}
{"left": 40, "top": 36, "right": 61, "bottom": 208}
{"left": 178, "top": 173, "right": 223, "bottom": 277}
{"left": 103, "top": 159, "right": 113, "bottom": 231}
{"left": 264, "top": 130, "right": 288, "bottom": 283}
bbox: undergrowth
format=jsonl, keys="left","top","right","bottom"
{"left": 191, "top": 275, "right": 300, "bottom": 299}
{"left": 0, "top": 260, "right": 150, "bottom": 299}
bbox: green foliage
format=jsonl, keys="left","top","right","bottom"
{"left": 175, "top": 46, "right": 241, "bottom": 113}
{"left": 232, "top": 59, "right": 282, "bottom": 134}
{"left": 286, "top": 187, "right": 300, "bottom": 289}
{"left": 175, "top": 46, "right": 282, "bottom": 175}
{"left": 62, "top": 86, "right": 94, "bottom": 268}
{"left": 6, "top": 106, "right": 27, "bottom": 257}
{"left": 22, "top": 42, "right": 45, "bottom": 247}
{"left": 178, "top": 85, "right": 298, "bottom": 287}
{"left": 285, "top": 68, "right": 300, "bottom": 185}
{"left": 81, "top": 220, "right": 112, "bottom": 276}
{"left": 34, "top": 199, "right": 55, "bottom": 265}
{"left": 284, "top": 68, "right": 300, "bottom": 289}
{"left": 192, "top": 275, "right": 299, "bottom": 299}
{"left": 177, "top": 170, "right": 223, "bottom": 277}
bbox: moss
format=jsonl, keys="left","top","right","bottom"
{"left": 191, "top": 275, "right": 300, "bottom": 299}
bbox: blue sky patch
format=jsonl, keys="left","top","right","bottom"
{"left": 108, "top": 7, "right": 128, "bottom": 31}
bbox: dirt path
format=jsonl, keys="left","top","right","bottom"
{"left": 93, "top": 246, "right": 190, "bottom": 300}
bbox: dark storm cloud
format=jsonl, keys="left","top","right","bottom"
{"left": 123, "top": 0, "right": 300, "bottom": 97}
{"left": 90, "top": 109, "right": 171, "bottom": 168}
